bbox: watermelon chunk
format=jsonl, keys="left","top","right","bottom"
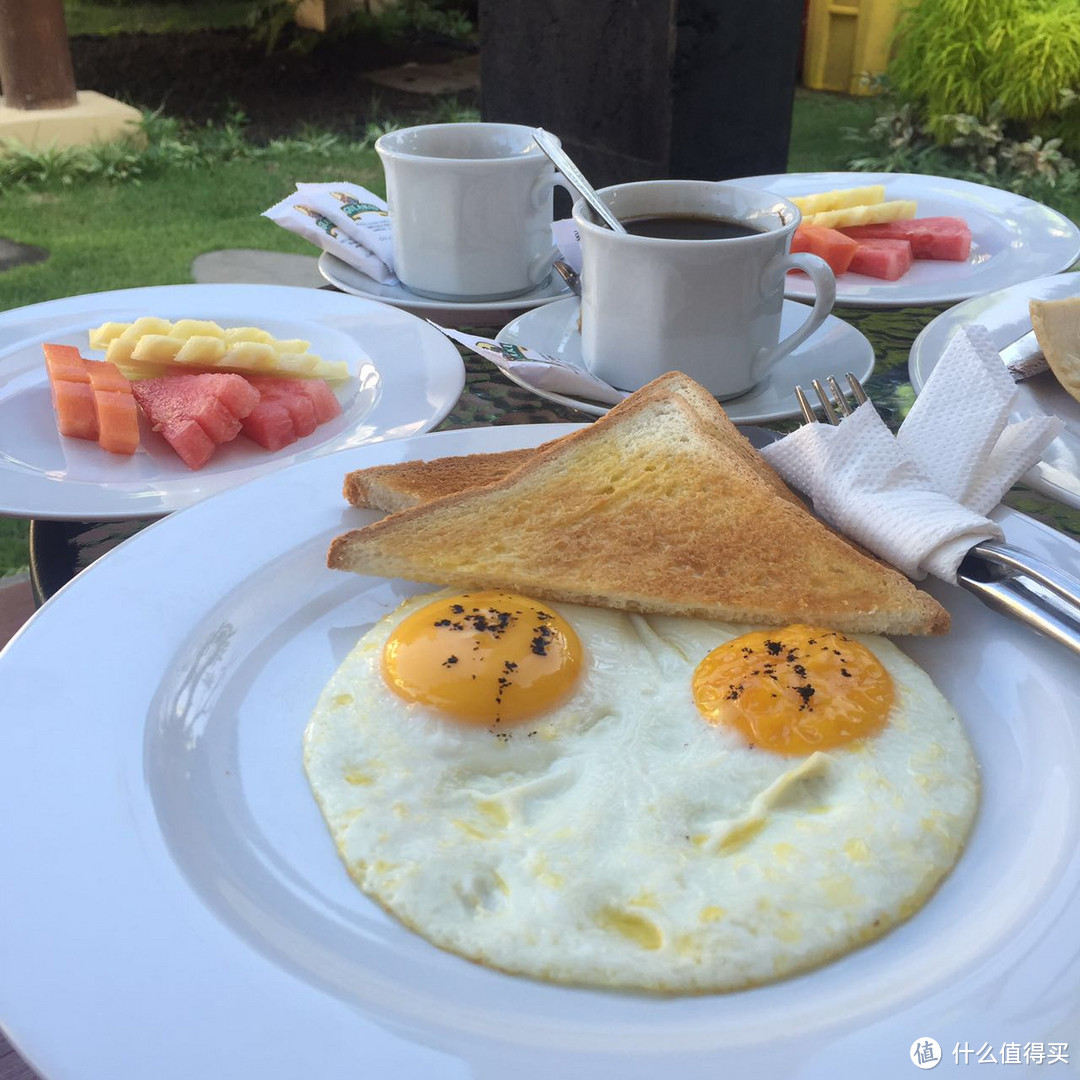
{"left": 242, "top": 401, "right": 297, "bottom": 452}
{"left": 131, "top": 373, "right": 260, "bottom": 469}
{"left": 158, "top": 419, "right": 216, "bottom": 472}
{"left": 847, "top": 239, "right": 913, "bottom": 281}
{"left": 790, "top": 225, "right": 859, "bottom": 275}
{"left": 838, "top": 217, "right": 972, "bottom": 261}
{"left": 241, "top": 377, "right": 342, "bottom": 451}
{"left": 300, "top": 379, "right": 343, "bottom": 424}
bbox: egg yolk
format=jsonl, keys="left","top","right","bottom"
{"left": 692, "top": 625, "right": 894, "bottom": 755}
{"left": 382, "top": 591, "right": 583, "bottom": 726}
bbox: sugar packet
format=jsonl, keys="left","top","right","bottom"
{"left": 263, "top": 182, "right": 397, "bottom": 284}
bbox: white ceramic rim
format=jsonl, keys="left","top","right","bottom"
{"left": 2, "top": 423, "right": 1076, "bottom": 1080}
{"left": 374, "top": 122, "right": 554, "bottom": 166}
{"left": 908, "top": 270, "right": 1080, "bottom": 510}
{"left": 730, "top": 171, "right": 1080, "bottom": 308}
{"left": 572, "top": 180, "right": 801, "bottom": 245}
{"left": 0, "top": 283, "right": 466, "bottom": 519}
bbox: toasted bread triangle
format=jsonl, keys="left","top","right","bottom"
{"left": 328, "top": 372, "right": 948, "bottom": 635}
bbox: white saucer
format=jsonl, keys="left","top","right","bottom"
{"left": 318, "top": 252, "right": 573, "bottom": 326}
{"left": 496, "top": 298, "right": 875, "bottom": 424}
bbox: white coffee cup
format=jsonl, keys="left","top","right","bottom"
{"left": 573, "top": 180, "right": 836, "bottom": 399}
{"left": 376, "top": 122, "right": 569, "bottom": 302}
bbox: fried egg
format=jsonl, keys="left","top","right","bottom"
{"left": 304, "top": 590, "right": 978, "bottom": 992}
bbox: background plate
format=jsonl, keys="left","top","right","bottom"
{"left": 734, "top": 171, "right": 1080, "bottom": 308}
{"left": 497, "top": 297, "right": 875, "bottom": 424}
{"left": 1, "top": 424, "right": 1078, "bottom": 1080}
{"left": 0, "top": 284, "right": 465, "bottom": 519}
{"left": 909, "top": 272, "right": 1080, "bottom": 510}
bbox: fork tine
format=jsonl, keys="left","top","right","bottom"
{"left": 846, "top": 372, "right": 868, "bottom": 405}
{"left": 794, "top": 385, "right": 817, "bottom": 425}
{"left": 826, "top": 375, "right": 852, "bottom": 417}
{"left": 811, "top": 379, "right": 840, "bottom": 425}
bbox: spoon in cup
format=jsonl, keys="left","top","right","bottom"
{"left": 532, "top": 128, "right": 626, "bottom": 234}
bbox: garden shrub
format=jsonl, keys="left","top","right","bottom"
{"left": 889, "top": 0, "right": 1080, "bottom": 153}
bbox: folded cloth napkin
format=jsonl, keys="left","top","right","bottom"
{"left": 263, "top": 181, "right": 397, "bottom": 284}
{"left": 435, "top": 325, "right": 629, "bottom": 406}
{"left": 761, "top": 325, "right": 1062, "bottom": 583}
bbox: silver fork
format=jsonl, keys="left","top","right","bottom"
{"left": 800, "top": 374, "right": 1080, "bottom": 658}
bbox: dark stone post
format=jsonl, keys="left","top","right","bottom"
{"left": 479, "top": 0, "right": 803, "bottom": 188}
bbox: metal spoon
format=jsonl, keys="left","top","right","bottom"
{"left": 553, "top": 259, "right": 582, "bottom": 295}
{"left": 532, "top": 128, "right": 626, "bottom": 234}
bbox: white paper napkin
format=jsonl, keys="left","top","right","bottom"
{"left": 761, "top": 325, "right": 1062, "bottom": 583}
{"left": 263, "top": 182, "right": 397, "bottom": 284}
{"left": 435, "top": 325, "right": 629, "bottom": 406}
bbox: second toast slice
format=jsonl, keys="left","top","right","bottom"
{"left": 329, "top": 372, "right": 948, "bottom": 635}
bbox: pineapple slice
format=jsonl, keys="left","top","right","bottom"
{"left": 88, "top": 321, "right": 132, "bottom": 350}
{"left": 170, "top": 319, "right": 228, "bottom": 342}
{"left": 803, "top": 199, "right": 917, "bottom": 229}
{"left": 224, "top": 327, "right": 276, "bottom": 346}
{"left": 102, "top": 317, "right": 175, "bottom": 364}
{"left": 174, "top": 336, "right": 230, "bottom": 367}
{"left": 789, "top": 185, "right": 886, "bottom": 216}
{"left": 86, "top": 317, "right": 349, "bottom": 381}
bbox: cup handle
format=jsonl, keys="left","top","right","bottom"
{"left": 527, "top": 173, "right": 578, "bottom": 282}
{"left": 750, "top": 252, "right": 837, "bottom": 382}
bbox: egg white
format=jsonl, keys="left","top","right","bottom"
{"left": 303, "top": 590, "right": 979, "bottom": 992}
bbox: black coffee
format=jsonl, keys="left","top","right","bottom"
{"left": 621, "top": 214, "right": 764, "bottom": 240}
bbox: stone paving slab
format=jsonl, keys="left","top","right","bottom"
{"left": 0, "top": 238, "right": 48, "bottom": 273}
{"left": 190, "top": 248, "right": 324, "bottom": 288}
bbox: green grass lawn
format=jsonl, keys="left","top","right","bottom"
{"left": 0, "top": 148, "right": 382, "bottom": 312}
{"left": 63, "top": 0, "right": 254, "bottom": 36}
{"left": 787, "top": 89, "right": 880, "bottom": 173}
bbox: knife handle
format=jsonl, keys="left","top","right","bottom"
{"left": 957, "top": 542, "right": 1080, "bottom": 658}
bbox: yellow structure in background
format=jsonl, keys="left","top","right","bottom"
{"left": 803, "top": 0, "right": 905, "bottom": 96}
{"left": 295, "top": 0, "right": 396, "bottom": 31}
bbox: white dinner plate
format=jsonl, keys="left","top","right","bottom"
{"left": 909, "top": 272, "right": 1080, "bottom": 510}
{"left": 319, "top": 251, "right": 573, "bottom": 325}
{"left": 0, "top": 284, "right": 465, "bottom": 520}
{"left": 1, "top": 423, "right": 1078, "bottom": 1080}
{"left": 497, "top": 297, "right": 875, "bottom": 423}
{"left": 733, "top": 171, "right": 1080, "bottom": 308}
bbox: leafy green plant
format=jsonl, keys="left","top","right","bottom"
{"left": 357, "top": 99, "right": 479, "bottom": 147}
{"left": 246, "top": 0, "right": 303, "bottom": 54}
{"left": 336, "top": 0, "right": 474, "bottom": 43}
{"left": 889, "top": 0, "right": 1080, "bottom": 152}
{"left": 0, "top": 107, "right": 369, "bottom": 192}
{"left": 848, "top": 90, "right": 1080, "bottom": 213}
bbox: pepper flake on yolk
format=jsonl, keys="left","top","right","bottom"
{"left": 382, "top": 591, "right": 583, "bottom": 727}
{"left": 692, "top": 625, "right": 894, "bottom": 755}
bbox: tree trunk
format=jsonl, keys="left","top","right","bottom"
{"left": 0, "top": 0, "right": 78, "bottom": 110}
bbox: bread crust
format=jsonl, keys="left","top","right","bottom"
{"left": 343, "top": 448, "right": 542, "bottom": 511}
{"left": 329, "top": 372, "right": 949, "bottom": 635}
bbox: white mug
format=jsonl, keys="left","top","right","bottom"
{"left": 376, "top": 122, "right": 568, "bottom": 302}
{"left": 573, "top": 180, "right": 836, "bottom": 399}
